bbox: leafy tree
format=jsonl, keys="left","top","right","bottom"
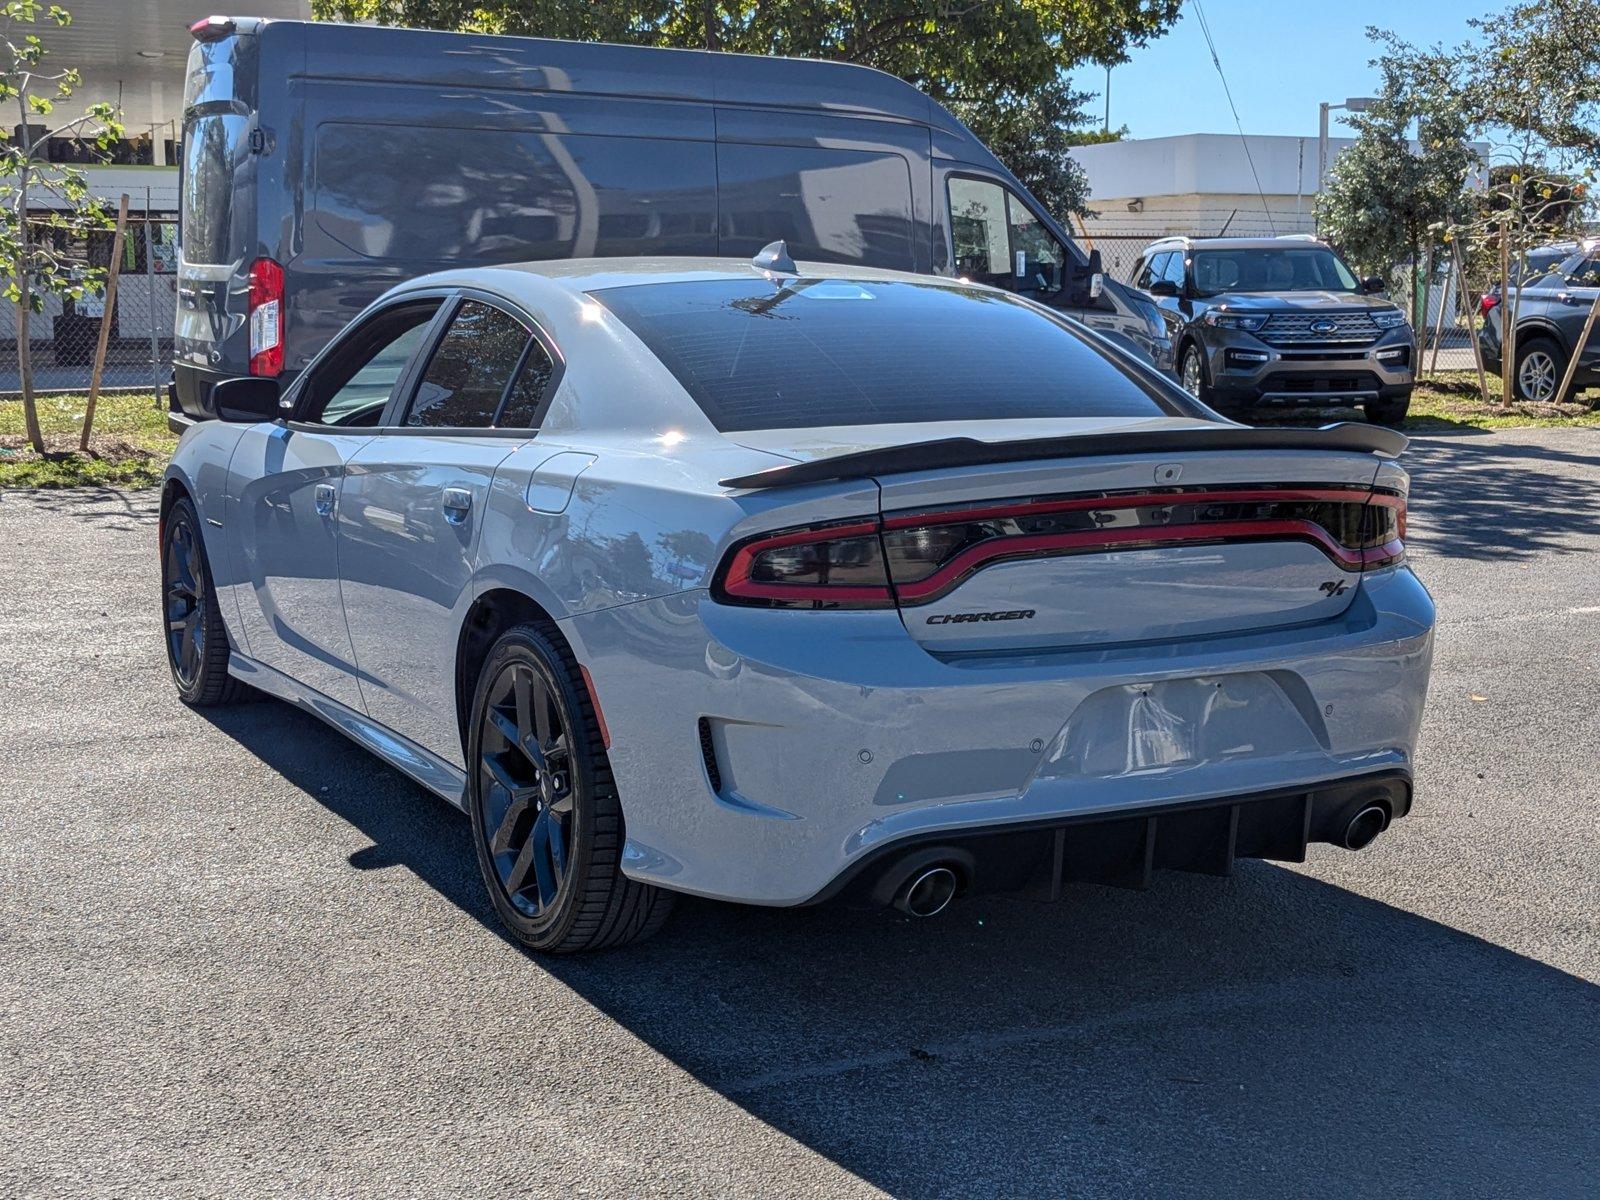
{"left": 311, "top": 0, "right": 1182, "bottom": 216}
{"left": 1316, "top": 45, "right": 1475, "bottom": 329}
{"left": 1368, "top": 0, "right": 1600, "bottom": 402}
{"left": 0, "top": 0, "right": 120, "bottom": 453}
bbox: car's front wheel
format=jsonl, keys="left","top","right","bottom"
{"left": 1179, "top": 342, "right": 1213, "bottom": 405}
{"left": 466, "top": 624, "right": 673, "bottom": 954}
{"left": 162, "top": 496, "right": 246, "bottom": 706}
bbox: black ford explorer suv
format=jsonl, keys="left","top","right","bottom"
{"left": 1132, "top": 235, "right": 1416, "bottom": 426}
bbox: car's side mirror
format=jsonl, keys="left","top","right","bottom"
{"left": 212, "top": 377, "right": 283, "bottom": 423}
{"left": 1088, "top": 271, "right": 1105, "bottom": 300}
{"left": 1147, "top": 279, "right": 1179, "bottom": 297}
{"left": 1362, "top": 276, "right": 1386, "bottom": 294}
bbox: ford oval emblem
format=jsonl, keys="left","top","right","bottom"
{"left": 1311, "top": 318, "right": 1338, "bottom": 334}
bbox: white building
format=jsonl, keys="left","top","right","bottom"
{"left": 1068, "top": 133, "right": 1342, "bottom": 241}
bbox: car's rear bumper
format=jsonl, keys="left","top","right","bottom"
{"left": 564, "top": 567, "right": 1435, "bottom": 906}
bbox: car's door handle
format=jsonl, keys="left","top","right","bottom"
{"left": 314, "top": 483, "right": 336, "bottom": 517}
{"left": 441, "top": 486, "right": 473, "bottom": 523}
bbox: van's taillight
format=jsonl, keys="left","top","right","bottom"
{"left": 714, "top": 520, "right": 893, "bottom": 609}
{"left": 713, "top": 487, "right": 1405, "bottom": 610}
{"left": 247, "top": 257, "right": 284, "bottom": 377}
{"left": 189, "top": 16, "right": 237, "bottom": 42}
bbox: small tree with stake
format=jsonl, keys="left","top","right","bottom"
{"left": 0, "top": 1, "right": 120, "bottom": 454}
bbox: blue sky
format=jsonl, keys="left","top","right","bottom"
{"left": 1075, "top": 0, "right": 1491, "bottom": 140}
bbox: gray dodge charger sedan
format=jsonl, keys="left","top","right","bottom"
{"left": 161, "top": 252, "right": 1435, "bottom": 953}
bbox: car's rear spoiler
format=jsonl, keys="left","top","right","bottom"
{"left": 718, "top": 422, "right": 1408, "bottom": 490}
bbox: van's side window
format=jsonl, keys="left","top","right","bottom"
{"left": 948, "top": 177, "right": 1067, "bottom": 297}
{"left": 404, "top": 301, "right": 532, "bottom": 429}
{"left": 1007, "top": 200, "right": 1065, "bottom": 296}
{"left": 948, "top": 178, "right": 1010, "bottom": 287}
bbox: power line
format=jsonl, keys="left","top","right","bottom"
{"left": 1192, "top": 1, "right": 1276, "bottom": 235}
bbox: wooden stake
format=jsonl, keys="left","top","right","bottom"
{"left": 1499, "top": 221, "right": 1514, "bottom": 408}
{"left": 1552, "top": 291, "right": 1600, "bottom": 406}
{"left": 1453, "top": 241, "right": 1492, "bottom": 406}
{"left": 79, "top": 193, "right": 130, "bottom": 453}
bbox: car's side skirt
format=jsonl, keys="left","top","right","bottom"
{"left": 227, "top": 653, "right": 469, "bottom": 811}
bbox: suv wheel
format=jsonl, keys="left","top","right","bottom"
{"left": 1364, "top": 393, "right": 1411, "bottom": 428}
{"left": 1514, "top": 339, "right": 1565, "bottom": 403}
{"left": 1180, "top": 343, "right": 1216, "bottom": 406}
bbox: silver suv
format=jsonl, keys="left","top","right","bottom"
{"left": 1132, "top": 236, "right": 1416, "bottom": 426}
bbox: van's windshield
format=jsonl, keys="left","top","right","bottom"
{"left": 1191, "top": 247, "right": 1360, "bottom": 296}
{"left": 593, "top": 278, "right": 1173, "bottom": 432}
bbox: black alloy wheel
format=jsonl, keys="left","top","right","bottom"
{"left": 466, "top": 624, "right": 672, "bottom": 953}
{"left": 161, "top": 497, "right": 245, "bottom": 706}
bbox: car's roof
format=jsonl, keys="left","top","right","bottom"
{"left": 394, "top": 256, "right": 960, "bottom": 298}
{"left": 1144, "top": 235, "right": 1332, "bottom": 254}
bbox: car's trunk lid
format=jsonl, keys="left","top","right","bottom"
{"left": 870, "top": 442, "right": 1388, "bottom": 655}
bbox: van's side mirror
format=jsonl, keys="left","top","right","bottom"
{"left": 1362, "top": 276, "right": 1386, "bottom": 294}
{"left": 212, "top": 377, "right": 282, "bottom": 423}
{"left": 1148, "top": 279, "right": 1179, "bottom": 298}
{"left": 1088, "top": 272, "right": 1105, "bottom": 300}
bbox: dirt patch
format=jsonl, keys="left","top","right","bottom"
{"left": 0, "top": 433, "right": 164, "bottom": 463}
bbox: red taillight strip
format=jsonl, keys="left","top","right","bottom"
{"left": 719, "top": 519, "right": 893, "bottom": 605}
{"left": 893, "top": 520, "right": 1402, "bottom": 604}
{"left": 881, "top": 486, "right": 1394, "bottom": 530}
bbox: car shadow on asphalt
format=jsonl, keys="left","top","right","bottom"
{"left": 1400, "top": 434, "right": 1600, "bottom": 562}
{"left": 198, "top": 699, "right": 1600, "bottom": 1198}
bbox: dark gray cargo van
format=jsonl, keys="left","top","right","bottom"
{"left": 176, "top": 16, "right": 1170, "bottom": 418}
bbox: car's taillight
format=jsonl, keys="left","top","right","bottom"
{"left": 1479, "top": 292, "right": 1499, "bottom": 317}
{"left": 247, "top": 257, "right": 284, "bottom": 377}
{"left": 713, "top": 488, "right": 1405, "bottom": 610}
{"left": 714, "top": 520, "right": 894, "bottom": 609}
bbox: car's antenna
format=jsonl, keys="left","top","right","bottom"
{"left": 751, "top": 239, "right": 799, "bottom": 282}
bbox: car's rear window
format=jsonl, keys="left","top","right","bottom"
{"left": 592, "top": 278, "right": 1170, "bottom": 432}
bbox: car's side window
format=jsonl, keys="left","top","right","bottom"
{"left": 495, "top": 338, "right": 558, "bottom": 429}
{"left": 1134, "top": 253, "right": 1160, "bottom": 289}
{"left": 298, "top": 300, "right": 443, "bottom": 427}
{"left": 403, "top": 300, "right": 533, "bottom": 429}
{"left": 1161, "top": 252, "right": 1188, "bottom": 290}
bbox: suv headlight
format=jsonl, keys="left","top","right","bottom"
{"left": 1201, "top": 310, "right": 1267, "bottom": 332}
{"left": 1371, "top": 308, "right": 1410, "bottom": 329}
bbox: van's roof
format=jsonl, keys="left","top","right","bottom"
{"left": 238, "top": 17, "right": 984, "bottom": 144}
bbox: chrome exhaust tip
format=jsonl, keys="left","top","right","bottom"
{"left": 893, "top": 865, "right": 959, "bottom": 918}
{"left": 1342, "top": 803, "right": 1388, "bottom": 851}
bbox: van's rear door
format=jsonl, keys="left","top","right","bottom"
{"left": 175, "top": 23, "right": 263, "bottom": 417}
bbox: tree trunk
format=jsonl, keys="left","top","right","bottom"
{"left": 16, "top": 209, "right": 42, "bottom": 454}
{"left": 702, "top": 0, "right": 716, "bottom": 50}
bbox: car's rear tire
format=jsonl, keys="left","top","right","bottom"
{"left": 1513, "top": 338, "right": 1566, "bottom": 403}
{"left": 162, "top": 497, "right": 247, "bottom": 706}
{"left": 466, "top": 624, "right": 673, "bottom": 954}
{"left": 1364, "top": 392, "right": 1412, "bottom": 427}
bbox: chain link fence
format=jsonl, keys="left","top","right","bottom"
{"left": 0, "top": 206, "right": 177, "bottom": 400}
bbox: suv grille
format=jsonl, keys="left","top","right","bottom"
{"left": 1259, "top": 312, "right": 1380, "bottom": 346}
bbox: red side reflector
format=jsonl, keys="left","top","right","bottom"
{"left": 579, "top": 665, "right": 611, "bottom": 749}
{"left": 247, "top": 257, "right": 284, "bottom": 377}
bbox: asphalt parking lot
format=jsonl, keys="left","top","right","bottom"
{"left": 2, "top": 427, "right": 1597, "bottom": 1199}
